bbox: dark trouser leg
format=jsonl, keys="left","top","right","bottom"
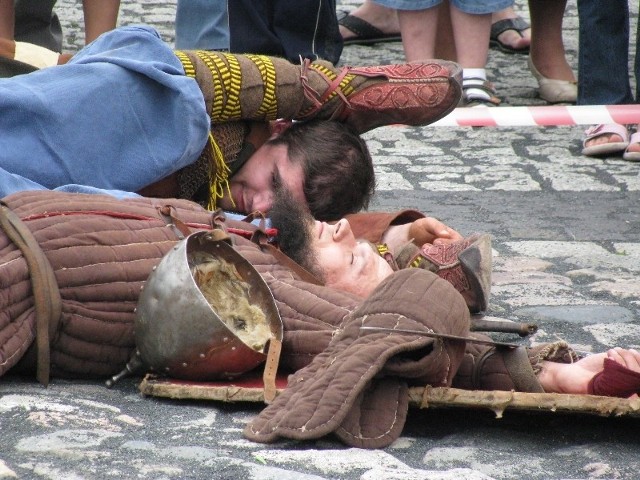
{"left": 228, "top": 0, "right": 342, "bottom": 64}
{"left": 14, "top": 0, "right": 62, "bottom": 52}
{"left": 577, "top": 0, "right": 633, "bottom": 105}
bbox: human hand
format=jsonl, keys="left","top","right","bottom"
{"left": 408, "top": 217, "right": 463, "bottom": 246}
{"left": 607, "top": 347, "right": 640, "bottom": 373}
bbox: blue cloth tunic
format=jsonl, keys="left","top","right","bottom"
{"left": 0, "top": 25, "right": 210, "bottom": 199}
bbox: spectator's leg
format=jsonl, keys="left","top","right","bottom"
{"left": 83, "top": 0, "right": 120, "bottom": 44}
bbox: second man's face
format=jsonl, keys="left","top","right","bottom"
{"left": 311, "top": 219, "right": 394, "bottom": 298}
{"left": 218, "top": 143, "right": 305, "bottom": 215}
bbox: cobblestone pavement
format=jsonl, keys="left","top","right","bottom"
{"left": 1, "top": 1, "right": 639, "bottom": 479}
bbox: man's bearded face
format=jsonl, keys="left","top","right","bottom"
{"left": 218, "top": 143, "right": 305, "bottom": 215}
{"left": 271, "top": 188, "right": 393, "bottom": 298}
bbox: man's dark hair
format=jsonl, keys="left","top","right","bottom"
{"left": 267, "top": 119, "right": 375, "bottom": 221}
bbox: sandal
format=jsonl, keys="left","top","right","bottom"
{"left": 527, "top": 56, "right": 577, "bottom": 104}
{"left": 490, "top": 17, "right": 530, "bottom": 54}
{"left": 582, "top": 124, "right": 630, "bottom": 157}
{"left": 588, "top": 357, "right": 640, "bottom": 398}
{"left": 461, "top": 78, "right": 501, "bottom": 107}
{"left": 338, "top": 11, "right": 401, "bottom": 46}
{"left": 623, "top": 131, "right": 640, "bottom": 161}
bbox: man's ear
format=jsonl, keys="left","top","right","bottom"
{"left": 269, "top": 119, "right": 293, "bottom": 138}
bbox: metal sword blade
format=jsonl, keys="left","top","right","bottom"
{"left": 359, "top": 326, "right": 521, "bottom": 348}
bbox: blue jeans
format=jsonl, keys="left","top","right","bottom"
{"left": 373, "top": 0, "right": 512, "bottom": 14}
{"left": 577, "top": 0, "right": 639, "bottom": 105}
{"left": 175, "top": 0, "right": 229, "bottom": 50}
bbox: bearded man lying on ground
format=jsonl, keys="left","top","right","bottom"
{"left": 1, "top": 190, "right": 638, "bottom": 450}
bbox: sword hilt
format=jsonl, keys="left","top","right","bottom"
{"left": 470, "top": 317, "right": 538, "bottom": 337}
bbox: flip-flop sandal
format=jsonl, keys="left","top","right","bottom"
{"left": 622, "top": 131, "right": 640, "bottom": 161}
{"left": 582, "top": 123, "right": 630, "bottom": 156}
{"left": 588, "top": 357, "right": 640, "bottom": 398}
{"left": 339, "top": 12, "right": 401, "bottom": 46}
{"left": 490, "top": 17, "right": 530, "bottom": 54}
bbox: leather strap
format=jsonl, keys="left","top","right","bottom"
{"left": 262, "top": 337, "right": 282, "bottom": 404}
{"left": 0, "top": 202, "right": 62, "bottom": 386}
{"left": 156, "top": 205, "right": 193, "bottom": 239}
{"left": 502, "top": 346, "right": 545, "bottom": 393}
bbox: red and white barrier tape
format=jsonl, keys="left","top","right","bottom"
{"left": 430, "top": 104, "right": 640, "bottom": 127}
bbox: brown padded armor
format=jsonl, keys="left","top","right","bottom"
{"left": 0, "top": 190, "right": 363, "bottom": 379}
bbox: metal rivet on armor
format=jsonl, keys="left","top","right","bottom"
{"left": 223, "top": 337, "right": 228, "bottom": 342}
{"left": 140, "top": 285, "right": 144, "bottom": 291}
{"left": 152, "top": 266, "right": 157, "bottom": 271}
{"left": 164, "top": 367, "right": 170, "bottom": 372}
{"left": 133, "top": 308, "right": 137, "bottom": 313}
{"left": 182, "top": 362, "right": 188, "bottom": 367}
{"left": 231, "top": 346, "right": 236, "bottom": 351}
{"left": 199, "top": 353, "right": 205, "bottom": 358}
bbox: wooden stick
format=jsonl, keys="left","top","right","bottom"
{"left": 139, "top": 375, "right": 640, "bottom": 418}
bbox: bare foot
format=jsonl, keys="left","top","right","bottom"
{"left": 585, "top": 133, "right": 626, "bottom": 150}
{"left": 539, "top": 348, "right": 640, "bottom": 395}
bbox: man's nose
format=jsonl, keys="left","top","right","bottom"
{"left": 332, "top": 219, "right": 352, "bottom": 242}
{"left": 252, "top": 191, "right": 274, "bottom": 214}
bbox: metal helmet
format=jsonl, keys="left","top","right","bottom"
{"left": 135, "top": 231, "right": 283, "bottom": 381}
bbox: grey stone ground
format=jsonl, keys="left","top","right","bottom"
{"left": 1, "top": 1, "right": 640, "bottom": 479}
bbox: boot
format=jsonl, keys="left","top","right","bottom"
{"left": 297, "top": 59, "right": 463, "bottom": 133}
{"left": 173, "top": 50, "right": 462, "bottom": 133}
{"left": 396, "top": 234, "right": 492, "bottom": 313}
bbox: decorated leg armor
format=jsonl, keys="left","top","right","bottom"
{"left": 394, "top": 234, "right": 493, "bottom": 313}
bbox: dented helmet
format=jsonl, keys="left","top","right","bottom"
{"left": 135, "top": 231, "right": 283, "bottom": 380}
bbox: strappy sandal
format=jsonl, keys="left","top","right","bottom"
{"left": 582, "top": 124, "right": 630, "bottom": 157}
{"left": 490, "top": 17, "right": 530, "bottom": 54}
{"left": 623, "top": 131, "right": 640, "bottom": 161}
{"left": 460, "top": 78, "right": 501, "bottom": 108}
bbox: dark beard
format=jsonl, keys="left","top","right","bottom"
{"left": 269, "top": 189, "right": 324, "bottom": 280}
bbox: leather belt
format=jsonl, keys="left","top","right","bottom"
{"left": 0, "top": 202, "right": 61, "bottom": 386}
